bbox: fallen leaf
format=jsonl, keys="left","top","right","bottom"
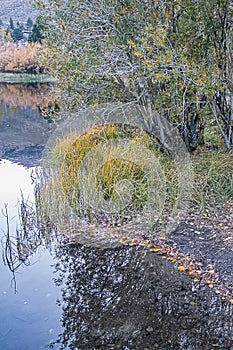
{"left": 178, "top": 265, "right": 185, "bottom": 271}
{"left": 149, "top": 247, "right": 161, "bottom": 252}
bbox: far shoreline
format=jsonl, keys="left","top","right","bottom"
{"left": 0, "top": 72, "right": 56, "bottom": 83}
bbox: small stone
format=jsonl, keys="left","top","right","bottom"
{"left": 132, "top": 330, "right": 141, "bottom": 338}
{"left": 146, "top": 326, "right": 153, "bottom": 332}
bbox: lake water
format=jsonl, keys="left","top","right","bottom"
{"left": 0, "top": 84, "right": 233, "bottom": 350}
{"left": 0, "top": 89, "right": 62, "bottom": 349}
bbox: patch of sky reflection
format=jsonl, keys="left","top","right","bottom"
{"left": 0, "top": 159, "right": 62, "bottom": 350}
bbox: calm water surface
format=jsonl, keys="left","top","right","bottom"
{"left": 0, "top": 88, "right": 62, "bottom": 349}
{"left": 0, "top": 85, "right": 233, "bottom": 350}
{"left": 0, "top": 164, "right": 62, "bottom": 350}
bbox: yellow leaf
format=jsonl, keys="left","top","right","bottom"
{"left": 178, "top": 265, "right": 185, "bottom": 271}
{"left": 190, "top": 301, "right": 196, "bottom": 306}
{"left": 229, "top": 299, "right": 233, "bottom": 304}
{"left": 208, "top": 270, "right": 215, "bottom": 275}
{"left": 129, "top": 241, "right": 138, "bottom": 246}
{"left": 149, "top": 247, "right": 161, "bottom": 252}
{"left": 194, "top": 278, "right": 199, "bottom": 283}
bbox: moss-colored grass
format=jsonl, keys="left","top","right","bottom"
{"left": 56, "top": 125, "right": 171, "bottom": 215}
{"left": 38, "top": 124, "right": 179, "bottom": 227}
{"left": 0, "top": 72, "right": 56, "bottom": 83}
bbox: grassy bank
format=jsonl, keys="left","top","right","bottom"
{"left": 37, "top": 126, "right": 232, "bottom": 232}
{"left": 0, "top": 72, "right": 56, "bottom": 83}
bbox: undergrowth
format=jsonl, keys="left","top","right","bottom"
{"left": 36, "top": 124, "right": 232, "bottom": 234}
{"left": 192, "top": 149, "right": 233, "bottom": 209}
{"left": 38, "top": 124, "right": 180, "bottom": 229}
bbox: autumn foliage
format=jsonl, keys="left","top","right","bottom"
{"left": 0, "top": 42, "right": 47, "bottom": 74}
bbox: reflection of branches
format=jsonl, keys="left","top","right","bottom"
{"left": 1, "top": 204, "right": 17, "bottom": 290}
{"left": 1, "top": 196, "right": 55, "bottom": 291}
{"left": 52, "top": 243, "right": 147, "bottom": 349}
{"left": 51, "top": 241, "right": 233, "bottom": 350}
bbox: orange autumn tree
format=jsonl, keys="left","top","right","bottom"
{"left": 0, "top": 42, "right": 47, "bottom": 74}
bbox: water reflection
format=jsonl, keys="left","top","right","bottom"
{"left": 0, "top": 83, "right": 58, "bottom": 111}
{"left": 0, "top": 81, "right": 64, "bottom": 349}
{"left": 0, "top": 160, "right": 62, "bottom": 350}
{"left": 0, "top": 159, "right": 34, "bottom": 229}
{"left": 51, "top": 242, "right": 233, "bottom": 349}
{"left": 0, "top": 86, "right": 55, "bottom": 167}
{"left": 1, "top": 162, "right": 233, "bottom": 349}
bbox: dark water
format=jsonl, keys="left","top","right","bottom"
{"left": 0, "top": 85, "right": 233, "bottom": 350}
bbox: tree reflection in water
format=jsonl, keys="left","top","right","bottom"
{"left": 51, "top": 242, "right": 233, "bottom": 350}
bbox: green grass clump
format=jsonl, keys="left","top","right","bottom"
{"left": 58, "top": 125, "right": 163, "bottom": 217}
{"left": 38, "top": 122, "right": 232, "bottom": 233}
{"left": 38, "top": 123, "right": 180, "bottom": 227}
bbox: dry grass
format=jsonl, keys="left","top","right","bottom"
{"left": 37, "top": 124, "right": 180, "bottom": 230}
{"left": 192, "top": 149, "right": 233, "bottom": 209}
{"left": 35, "top": 124, "right": 232, "bottom": 239}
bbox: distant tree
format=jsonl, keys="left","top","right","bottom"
{"left": 28, "top": 16, "right": 44, "bottom": 44}
{"left": 12, "top": 27, "right": 24, "bottom": 42}
{"left": 0, "top": 19, "right": 3, "bottom": 27}
{"left": 9, "top": 17, "right": 14, "bottom": 30}
{"left": 26, "top": 17, "right": 33, "bottom": 29}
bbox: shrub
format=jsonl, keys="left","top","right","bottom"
{"left": 0, "top": 42, "right": 47, "bottom": 74}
